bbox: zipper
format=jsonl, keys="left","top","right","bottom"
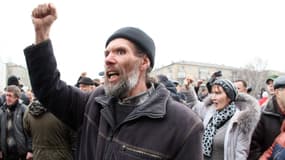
{"left": 121, "top": 144, "right": 163, "bottom": 159}
{"left": 103, "top": 131, "right": 115, "bottom": 160}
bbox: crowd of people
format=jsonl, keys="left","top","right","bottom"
{"left": 0, "top": 3, "right": 285, "bottom": 160}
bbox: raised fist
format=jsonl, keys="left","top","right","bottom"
{"left": 81, "top": 72, "right": 87, "bottom": 77}
{"left": 32, "top": 3, "right": 57, "bottom": 44}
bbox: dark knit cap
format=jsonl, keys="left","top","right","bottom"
{"left": 78, "top": 77, "right": 94, "bottom": 85}
{"left": 7, "top": 75, "right": 19, "bottom": 86}
{"left": 105, "top": 27, "right": 156, "bottom": 69}
{"left": 274, "top": 75, "right": 285, "bottom": 89}
{"left": 213, "top": 79, "right": 238, "bottom": 102}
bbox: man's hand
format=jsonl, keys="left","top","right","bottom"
{"left": 26, "top": 152, "right": 33, "bottom": 160}
{"left": 32, "top": 3, "right": 57, "bottom": 44}
{"left": 183, "top": 76, "right": 194, "bottom": 89}
{"left": 197, "top": 79, "right": 203, "bottom": 86}
{"left": 184, "top": 76, "right": 193, "bottom": 85}
{"left": 81, "top": 72, "right": 87, "bottom": 77}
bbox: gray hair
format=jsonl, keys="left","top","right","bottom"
{"left": 6, "top": 85, "right": 21, "bottom": 98}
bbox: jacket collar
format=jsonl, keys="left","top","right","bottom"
{"left": 263, "top": 95, "right": 283, "bottom": 117}
{"left": 2, "top": 100, "right": 19, "bottom": 111}
{"left": 95, "top": 83, "right": 169, "bottom": 121}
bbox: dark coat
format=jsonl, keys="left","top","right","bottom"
{"left": 24, "top": 40, "right": 204, "bottom": 160}
{"left": 248, "top": 96, "right": 284, "bottom": 160}
{"left": 0, "top": 102, "right": 31, "bottom": 156}
{"left": 157, "top": 76, "right": 183, "bottom": 102}
{"left": 0, "top": 95, "right": 3, "bottom": 106}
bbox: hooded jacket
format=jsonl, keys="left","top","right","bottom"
{"left": 24, "top": 39, "right": 204, "bottom": 160}
{"left": 192, "top": 92, "right": 260, "bottom": 160}
{"left": 23, "top": 100, "right": 74, "bottom": 160}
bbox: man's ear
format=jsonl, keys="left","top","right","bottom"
{"left": 140, "top": 55, "right": 150, "bottom": 71}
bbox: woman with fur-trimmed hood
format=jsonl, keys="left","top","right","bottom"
{"left": 191, "top": 79, "right": 260, "bottom": 160}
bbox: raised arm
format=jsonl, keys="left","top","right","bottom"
{"left": 24, "top": 3, "right": 89, "bottom": 130}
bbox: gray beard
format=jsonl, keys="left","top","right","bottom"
{"left": 104, "top": 65, "right": 140, "bottom": 99}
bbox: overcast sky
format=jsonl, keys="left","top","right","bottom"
{"left": 0, "top": 0, "right": 284, "bottom": 84}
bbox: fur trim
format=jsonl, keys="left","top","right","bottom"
{"left": 232, "top": 93, "right": 261, "bottom": 134}
{"left": 204, "top": 93, "right": 260, "bottom": 135}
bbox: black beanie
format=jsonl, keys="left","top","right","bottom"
{"left": 78, "top": 77, "right": 95, "bottom": 85}
{"left": 7, "top": 75, "right": 19, "bottom": 86}
{"left": 105, "top": 27, "right": 155, "bottom": 69}
{"left": 213, "top": 79, "right": 238, "bottom": 102}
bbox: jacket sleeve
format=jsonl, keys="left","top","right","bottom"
{"left": 21, "top": 106, "right": 32, "bottom": 153}
{"left": 23, "top": 109, "right": 31, "bottom": 137}
{"left": 23, "top": 108, "right": 33, "bottom": 153}
{"left": 180, "top": 86, "right": 198, "bottom": 107}
{"left": 247, "top": 117, "right": 264, "bottom": 160}
{"left": 173, "top": 120, "right": 204, "bottom": 160}
{"left": 234, "top": 129, "right": 253, "bottom": 160}
{"left": 24, "top": 40, "right": 89, "bottom": 130}
{"left": 0, "top": 96, "right": 3, "bottom": 106}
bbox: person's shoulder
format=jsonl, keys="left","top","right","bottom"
{"left": 88, "top": 86, "right": 105, "bottom": 99}
{"left": 20, "top": 93, "right": 30, "bottom": 105}
{"left": 0, "top": 105, "right": 4, "bottom": 114}
{"left": 18, "top": 102, "right": 28, "bottom": 111}
{"left": 166, "top": 99, "right": 202, "bottom": 125}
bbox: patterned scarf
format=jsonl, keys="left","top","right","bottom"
{"left": 202, "top": 103, "right": 236, "bottom": 157}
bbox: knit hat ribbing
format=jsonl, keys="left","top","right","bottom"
{"left": 105, "top": 27, "right": 155, "bottom": 69}
{"left": 213, "top": 79, "right": 238, "bottom": 102}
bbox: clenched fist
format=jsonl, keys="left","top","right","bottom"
{"left": 32, "top": 3, "right": 57, "bottom": 44}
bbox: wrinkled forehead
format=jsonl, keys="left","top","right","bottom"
{"left": 105, "top": 38, "right": 136, "bottom": 50}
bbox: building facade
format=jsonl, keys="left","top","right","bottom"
{"left": 0, "top": 62, "right": 31, "bottom": 91}
{"left": 151, "top": 61, "right": 239, "bottom": 84}
{"left": 0, "top": 60, "right": 6, "bottom": 92}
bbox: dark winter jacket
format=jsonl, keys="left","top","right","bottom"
{"left": 20, "top": 93, "right": 30, "bottom": 106}
{"left": 248, "top": 95, "right": 284, "bottom": 160}
{"left": 0, "top": 101, "right": 31, "bottom": 156}
{"left": 24, "top": 39, "right": 204, "bottom": 160}
{"left": 23, "top": 100, "right": 74, "bottom": 160}
{"left": 157, "top": 75, "right": 183, "bottom": 102}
